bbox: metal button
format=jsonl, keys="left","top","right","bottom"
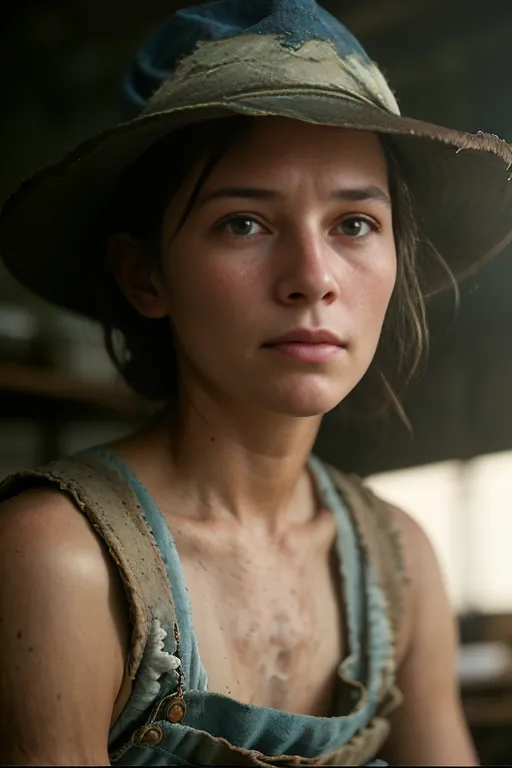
{"left": 132, "top": 725, "right": 164, "bottom": 746}
{"left": 167, "top": 698, "right": 187, "bottom": 724}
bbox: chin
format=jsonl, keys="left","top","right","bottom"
{"left": 261, "top": 380, "right": 352, "bottom": 419}
{"left": 277, "top": 398, "right": 344, "bottom": 419}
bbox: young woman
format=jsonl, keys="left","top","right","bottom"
{"left": 1, "top": 1, "right": 511, "bottom": 765}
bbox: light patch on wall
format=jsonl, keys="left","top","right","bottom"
{"left": 366, "top": 452, "right": 512, "bottom": 614}
{"left": 367, "top": 460, "right": 466, "bottom": 609}
{"left": 465, "top": 451, "right": 512, "bottom": 613}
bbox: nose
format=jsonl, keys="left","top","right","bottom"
{"left": 273, "top": 227, "right": 339, "bottom": 307}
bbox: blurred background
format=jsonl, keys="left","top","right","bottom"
{"left": 1, "top": 0, "right": 511, "bottom": 762}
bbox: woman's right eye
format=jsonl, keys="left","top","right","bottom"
{"left": 217, "top": 215, "right": 266, "bottom": 237}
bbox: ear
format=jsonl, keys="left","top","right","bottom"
{"left": 107, "top": 233, "right": 168, "bottom": 319}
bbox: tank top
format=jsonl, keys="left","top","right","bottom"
{"left": 0, "top": 447, "right": 405, "bottom": 766}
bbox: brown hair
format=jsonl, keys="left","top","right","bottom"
{"left": 99, "top": 116, "right": 443, "bottom": 424}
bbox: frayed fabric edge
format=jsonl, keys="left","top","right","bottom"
{"left": 130, "top": 618, "right": 182, "bottom": 712}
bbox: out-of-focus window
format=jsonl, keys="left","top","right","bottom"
{"left": 367, "top": 451, "right": 512, "bottom": 613}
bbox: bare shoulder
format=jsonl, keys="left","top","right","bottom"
{"left": 372, "top": 498, "right": 478, "bottom": 765}
{"left": 0, "top": 486, "right": 129, "bottom": 612}
{"left": 372, "top": 504, "right": 478, "bottom": 765}
{"left": 0, "top": 487, "right": 130, "bottom": 765}
{"left": 1, "top": 484, "right": 109, "bottom": 550}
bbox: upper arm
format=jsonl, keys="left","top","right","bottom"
{"left": 383, "top": 505, "right": 478, "bottom": 767}
{"left": 0, "top": 488, "right": 130, "bottom": 766}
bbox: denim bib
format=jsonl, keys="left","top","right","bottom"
{"left": 81, "top": 447, "right": 399, "bottom": 766}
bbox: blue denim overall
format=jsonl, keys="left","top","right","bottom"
{"left": 72, "top": 447, "right": 402, "bottom": 766}
{"left": 0, "top": 448, "right": 403, "bottom": 765}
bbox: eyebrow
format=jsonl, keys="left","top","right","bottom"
{"left": 196, "top": 185, "right": 391, "bottom": 208}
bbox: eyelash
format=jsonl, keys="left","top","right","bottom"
{"left": 215, "top": 213, "right": 381, "bottom": 241}
{"left": 215, "top": 215, "right": 267, "bottom": 237}
{"left": 336, "top": 215, "right": 381, "bottom": 238}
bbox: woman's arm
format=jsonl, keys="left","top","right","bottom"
{"left": 383, "top": 505, "right": 478, "bottom": 767}
{"left": 0, "top": 488, "right": 129, "bottom": 766}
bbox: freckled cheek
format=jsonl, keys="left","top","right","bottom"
{"left": 375, "top": 260, "right": 397, "bottom": 309}
{"left": 168, "top": 262, "right": 260, "bottom": 337}
{"left": 348, "top": 252, "right": 397, "bottom": 335}
{"left": 365, "top": 244, "right": 397, "bottom": 309}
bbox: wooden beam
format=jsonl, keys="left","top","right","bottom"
{"left": 331, "top": 0, "right": 434, "bottom": 37}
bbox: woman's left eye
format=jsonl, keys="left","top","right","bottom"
{"left": 218, "top": 216, "right": 266, "bottom": 237}
{"left": 335, "top": 216, "right": 378, "bottom": 238}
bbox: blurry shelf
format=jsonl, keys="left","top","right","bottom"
{"left": 462, "top": 673, "right": 512, "bottom": 693}
{"left": 0, "top": 362, "right": 141, "bottom": 421}
{"left": 464, "top": 695, "right": 512, "bottom": 727}
{"left": 462, "top": 668, "right": 512, "bottom": 727}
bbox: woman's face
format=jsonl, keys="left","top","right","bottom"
{"left": 157, "top": 117, "right": 397, "bottom": 418}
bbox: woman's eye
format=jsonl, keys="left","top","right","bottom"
{"left": 219, "top": 216, "right": 265, "bottom": 237}
{"left": 337, "top": 216, "right": 378, "bottom": 238}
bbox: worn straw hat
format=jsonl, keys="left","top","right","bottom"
{"left": 1, "top": 0, "right": 512, "bottom": 319}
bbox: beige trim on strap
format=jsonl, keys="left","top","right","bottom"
{"left": 327, "top": 466, "right": 406, "bottom": 642}
{"left": 326, "top": 465, "right": 406, "bottom": 722}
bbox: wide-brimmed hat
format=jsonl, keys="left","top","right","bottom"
{"left": 1, "top": 0, "right": 512, "bottom": 320}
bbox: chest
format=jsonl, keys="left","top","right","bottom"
{"left": 173, "top": 514, "right": 346, "bottom": 715}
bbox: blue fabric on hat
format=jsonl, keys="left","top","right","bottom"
{"left": 123, "top": 0, "right": 370, "bottom": 116}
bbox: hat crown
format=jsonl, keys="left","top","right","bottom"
{"left": 124, "top": 0, "right": 371, "bottom": 115}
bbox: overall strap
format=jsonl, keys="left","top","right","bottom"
{"left": 0, "top": 456, "right": 178, "bottom": 682}
{"left": 326, "top": 464, "right": 406, "bottom": 649}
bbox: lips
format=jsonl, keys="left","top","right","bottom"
{"left": 263, "top": 328, "right": 346, "bottom": 363}
{"left": 263, "top": 328, "right": 346, "bottom": 347}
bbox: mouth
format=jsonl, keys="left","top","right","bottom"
{"left": 264, "top": 342, "right": 344, "bottom": 363}
{"left": 262, "top": 328, "right": 347, "bottom": 363}
{"left": 264, "top": 328, "right": 346, "bottom": 346}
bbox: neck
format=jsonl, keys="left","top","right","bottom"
{"left": 137, "top": 390, "right": 323, "bottom": 531}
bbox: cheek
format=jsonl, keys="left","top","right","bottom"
{"left": 362, "top": 240, "right": 396, "bottom": 293}
{"left": 166, "top": 255, "right": 259, "bottom": 341}
{"left": 375, "top": 235, "right": 397, "bottom": 300}
{"left": 377, "top": 250, "right": 398, "bottom": 307}
{"left": 350, "top": 244, "right": 397, "bottom": 337}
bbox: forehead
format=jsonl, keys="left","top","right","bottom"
{"left": 206, "top": 117, "right": 388, "bottom": 187}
